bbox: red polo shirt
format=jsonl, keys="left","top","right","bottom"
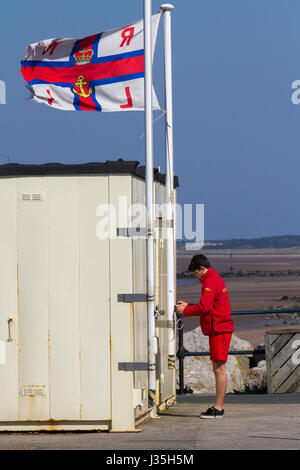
{"left": 183, "top": 267, "right": 234, "bottom": 336}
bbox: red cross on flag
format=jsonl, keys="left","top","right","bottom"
{"left": 20, "top": 14, "right": 161, "bottom": 112}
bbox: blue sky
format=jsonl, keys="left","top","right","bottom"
{"left": 1, "top": 0, "right": 300, "bottom": 240}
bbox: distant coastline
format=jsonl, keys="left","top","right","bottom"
{"left": 177, "top": 235, "right": 300, "bottom": 251}
{"left": 177, "top": 269, "right": 300, "bottom": 280}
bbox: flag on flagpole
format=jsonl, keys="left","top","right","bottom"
{"left": 20, "top": 14, "right": 161, "bottom": 112}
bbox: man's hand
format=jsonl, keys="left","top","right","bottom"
{"left": 176, "top": 300, "right": 188, "bottom": 314}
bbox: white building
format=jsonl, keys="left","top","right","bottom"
{"left": 0, "top": 159, "right": 177, "bottom": 431}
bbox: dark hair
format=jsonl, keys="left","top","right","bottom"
{"left": 188, "top": 254, "right": 211, "bottom": 271}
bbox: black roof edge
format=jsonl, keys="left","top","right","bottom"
{"left": 0, "top": 159, "right": 179, "bottom": 188}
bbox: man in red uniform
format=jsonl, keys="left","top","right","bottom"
{"left": 176, "top": 254, "right": 234, "bottom": 418}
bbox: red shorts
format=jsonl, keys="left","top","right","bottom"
{"left": 209, "top": 333, "right": 232, "bottom": 362}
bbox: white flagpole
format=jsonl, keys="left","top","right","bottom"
{"left": 160, "top": 4, "right": 176, "bottom": 370}
{"left": 144, "top": 0, "right": 156, "bottom": 411}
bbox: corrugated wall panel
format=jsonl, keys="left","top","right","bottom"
{"left": 131, "top": 177, "right": 148, "bottom": 414}
{"left": 17, "top": 178, "right": 49, "bottom": 420}
{"left": 155, "top": 182, "right": 176, "bottom": 402}
{"left": 78, "top": 176, "right": 111, "bottom": 420}
{"left": 47, "top": 177, "right": 81, "bottom": 420}
{"left": 109, "top": 175, "right": 135, "bottom": 431}
{"left": 0, "top": 179, "right": 18, "bottom": 421}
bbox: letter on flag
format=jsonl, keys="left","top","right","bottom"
{"left": 20, "top": 14, "right": 160, "bottom": 112}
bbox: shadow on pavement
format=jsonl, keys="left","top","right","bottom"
{"left": 176, "top": 393, "right": 300, "bottom": 405}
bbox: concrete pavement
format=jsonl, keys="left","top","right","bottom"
{"left": 0, "top": 393, "right": 299, "bottom": 450}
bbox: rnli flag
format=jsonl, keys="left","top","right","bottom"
{"left": 20, "top": 14, "right": 160, "bottom": 112}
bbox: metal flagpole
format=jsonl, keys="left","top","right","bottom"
{"left": 160, "top": 4, "right": 176, "bottom": 370}
{"left": 144, "top": 0, "right": 156, "bottom": 411}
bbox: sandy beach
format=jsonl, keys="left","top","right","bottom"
{"left": 176, "top": 249, "right": 300, "bottom": 346}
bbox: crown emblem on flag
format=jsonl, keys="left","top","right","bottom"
{"left": 74, "top": 48, "right": 94, "bottom": 65}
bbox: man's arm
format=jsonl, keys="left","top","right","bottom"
{"left": 183, "top": 284, "right": 216, "bottom": 317}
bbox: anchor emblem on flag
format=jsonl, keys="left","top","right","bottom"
{"left": 73, "top": 75, "right": 92, "bottom": 98}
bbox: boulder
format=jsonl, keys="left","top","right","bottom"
{"left": 176, "top": 326, "right": 266, "bottom": 393}
{"left": 245, "top": 360, "right": 267, "bottom": 391}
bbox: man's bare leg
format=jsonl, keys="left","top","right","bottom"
{"left": 212, "top": 361, "right": 227, "bottom": 410}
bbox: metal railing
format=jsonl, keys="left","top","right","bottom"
{"left": 176, "top": 308, "right": 300, "bottom": 394}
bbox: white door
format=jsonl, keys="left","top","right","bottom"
{"left": 17, "top": 175, "right": 111, "bottom": 422}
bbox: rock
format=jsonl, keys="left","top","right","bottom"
{"left": 176, "top": 326, "right": 267, "bottom": 394}
{"left": 245, "top": 360, "right": 267, "bottom": 391}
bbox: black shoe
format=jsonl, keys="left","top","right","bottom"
{"left": 200, "top": 406, "right": 224, "bottom": 419}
